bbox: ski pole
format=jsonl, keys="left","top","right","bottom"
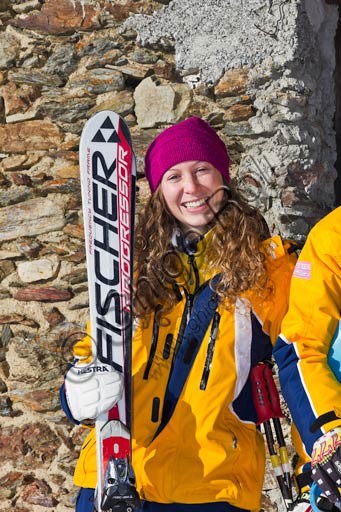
{"left": 253, "top": 361, "right": 293, "bottom": 496}
{"left": 262, "top": 362, "right": 292, "bottom": 494}
{"left": 263, "top": 419, "right": 292, "bottom": 506}
{"left": 272, "top": 417, "right": 291, "bottom": 492}
{"left": 250, "top": 362, "right": 293, "bottom": 510}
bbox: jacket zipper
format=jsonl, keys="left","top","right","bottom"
{"left": 143, "top": 304, "right": 162, "bottom": 380}
{"left": 143, "top": 254, "right": 204, "bottom": 380}
{"left": 200, "top": 311, "right": 221, "bottom": 390}
{"left": 187, "top": 253, "right": 200, "bottom": 292}
{"left": 173, "top": 290, "right": 191, "bottom": 360}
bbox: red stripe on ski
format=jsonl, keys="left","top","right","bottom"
{"left": 117, "top": 120, "right": 133, "bottom": 314}
{"left": 108, "top": 404, "right": 120, "bottom": 420}
{"left": 103, "top": 436, "right": 130, "bottom": 462}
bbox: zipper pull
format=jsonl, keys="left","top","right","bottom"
{"left": 186, "top": 293, "right": 192, "bottom": 322}
{"left": 188, "top": 254, "right": 194, "bottom": 285}
{"left": 187, "top": 253, "right": 200, "bottom": 292}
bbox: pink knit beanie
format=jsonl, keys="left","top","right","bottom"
{"left": 144, "top": 117, "right": 230, "bottom": 192}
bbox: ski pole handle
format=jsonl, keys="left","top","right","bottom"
{"left": 310, "top": 482, "right": 322, "bottom": 512}
{"left": 251, "top": 362, "right": 283, "bottom": 423}
{"left": 263, "top": 363, "right": 283, "bottom": 418}
{"left": 251, "top": 364, "right": 275, "bottom": 424}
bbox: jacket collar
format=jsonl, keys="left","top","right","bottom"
{"left": 171, "top": 228, "right": 215, "bottom": 293}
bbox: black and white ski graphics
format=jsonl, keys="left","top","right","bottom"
{"left": 79, "top": 111, "right": 140, "bottom": 512}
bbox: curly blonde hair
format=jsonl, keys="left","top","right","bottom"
{"left": 134, "top": 184, "right": 270, "bottom": 320}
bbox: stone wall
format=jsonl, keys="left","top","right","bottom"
{"left": 0, "top": 0, "right": 338, "bottom": 511}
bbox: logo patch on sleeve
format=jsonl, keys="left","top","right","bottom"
{"left": 293, "top": 261, "right": 312, "bottom": 280}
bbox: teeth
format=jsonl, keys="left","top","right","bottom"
{"left": 184, "top": 198, "right": 206, "bottom": 208}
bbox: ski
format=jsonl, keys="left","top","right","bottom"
{"left": 79, "top": 111, "right": 140, "bottom": 512}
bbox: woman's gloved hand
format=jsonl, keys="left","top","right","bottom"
{"left": 65, "top": 360, "right": 123, "bottom": 422}
{"left": 311, "top": 426, "right": 341, "bottom": 505}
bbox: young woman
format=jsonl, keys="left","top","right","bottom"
{"left": 62, "top": 117, "right": 297, "bottom": 512}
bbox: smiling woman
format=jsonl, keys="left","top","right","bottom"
{"left": 128, "top": 117, "right": 297, "bottom": 511}
{"left": 62, "top": 117, "right": 298, "bottom": 512}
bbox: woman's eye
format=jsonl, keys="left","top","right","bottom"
{"left": 167, "top": 174, "right": 180, "bottom": 181}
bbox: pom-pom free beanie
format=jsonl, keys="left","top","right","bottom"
{"left": 144, "top": 117, "right": 230, "bottom": 192}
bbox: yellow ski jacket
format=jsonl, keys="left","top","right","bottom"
{"left": 70, "top": 234, "right": 296, "bottom": 511}
{"left": 274, "top": 206, "right": 341, "bottom": 463}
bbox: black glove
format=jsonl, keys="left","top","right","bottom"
{"left": 311, "top": 427, "right": 341, "bottom": 505}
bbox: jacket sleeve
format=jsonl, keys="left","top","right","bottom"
{"left": 251, "top": 235, "right": 297, "bottom": 346}
{"left": 59, "top": 382, "right": 80, "bottom": 425}
{"left": 274, "top": 208, "right": 341, "bottom": 456}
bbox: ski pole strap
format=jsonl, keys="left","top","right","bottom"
{"left": 310, "top": 482, "right": 322, "bottom": 512}
{"left": 250, "top": 362, "right": 283, "bottom": 424}
{"left": 310, "top": 411, "right": 340, "bottom": 433}
{"left": 296, "top": 470, "right": 313, "bottom": 491}
{"left": 153, "top": 276, "right": 221, "bottom": 439}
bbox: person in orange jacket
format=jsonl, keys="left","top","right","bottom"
{"left": 274, "top": 206, "right": 341, "bottom": 512}
{"left": 61, "top": 117, "right": 297, "bottom": 512}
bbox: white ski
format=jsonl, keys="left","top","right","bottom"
{"left": 79, "top": 111, "right": 140, "bottom": 512}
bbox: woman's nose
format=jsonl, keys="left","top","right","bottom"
{"left": 183, "top": 174, "right": 199, "bottom": 194}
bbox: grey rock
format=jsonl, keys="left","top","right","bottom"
{"left": 223, "top": 121, "right": 256, "bottom": 137}
{"left": 0, "top": 34, "right": 19, "bottom": 70}
{"left": 0, "top": 187, "right": 33, "bottom": 208}
{"left": 67, "top": 68, "right": 125, "bottom": 94}
{"left": 43, "top": 43, "right": 78, "bottom": 79}
{"left": 8, "top": 69, "right": 65, "bottom": 87}
{"left": 0, "top": 260, "right": 15, "bottom": 282}
{"left": 125, "top": 0, "right": 299, "bottom": 83}
{"left": 0, "top": 0, "right": 11, "bottom": 12}
{"left": 130, "top": 48, "right": 159, "bottom": 64}
{"left": 91, "top": 89, "right": 134, "bottom": 117}
{"left": 77, "top": 37, "right": 123, "bottom": 58}
{"left": 105, "top": 60, "right": 153, "bottom": 80}
{"left": 12, "top": 0, "right": 42, "bottom": 14}
{"left": 0, "top": 197, "right": 66, "bottom": 242}
{"left": 36, "top": 97, "right": 96, "bottom": 123}
{"left": 17, "top": 256, "right": 60, "bottom": 283}
{"left": 134, "top": 76, "right": 191, "bottom": 128}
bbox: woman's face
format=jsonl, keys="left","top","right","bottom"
{"left": 160, "top": 161, "right": 225, "bottom": 234}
